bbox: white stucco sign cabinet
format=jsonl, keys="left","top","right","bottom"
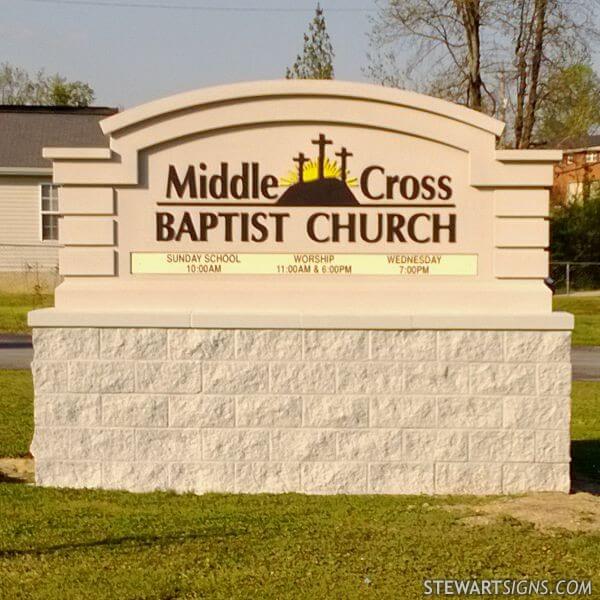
{"left": 30, "top": 80, "right": 572, "bottom": 494}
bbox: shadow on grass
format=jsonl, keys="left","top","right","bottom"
{"left": 0, "top": 529, "right": 237, "bottom": 558}
{"left": 571, "top": 439, "right": 600, "bottom": 494}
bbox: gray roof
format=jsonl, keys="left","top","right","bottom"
{"left": 0, "top": 105, "right": 117, "bottom": 169}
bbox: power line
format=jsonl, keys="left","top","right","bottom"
{"left": 18, "top": 0, "right": 375, "bottom": 12}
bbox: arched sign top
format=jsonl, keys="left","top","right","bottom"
{"left": 100, "top": 79, "right": 505, "bottom": 138}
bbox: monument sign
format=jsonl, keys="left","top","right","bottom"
{"left": 30, "top": 81, "right": 572, "bottom": 494}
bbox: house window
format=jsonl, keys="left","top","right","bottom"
{"left": 40, "top": 184, "right": 59, "bottom": 241}
{"left": 585, "top": 151, "right": 598, "bottom": 163}
{"left": 565, "top": 154, "right": 574, "bottom": 165}
{"left": 567, "top": 182, "right": 582, "bottom": 203}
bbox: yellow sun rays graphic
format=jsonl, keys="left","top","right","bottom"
{"left": 279, "top": 157, "right": 358, "bottom": 187}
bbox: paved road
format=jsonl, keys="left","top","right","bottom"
{"left": 571, "top": 346, "right": 600, "bottom": 382}
{"left": 1, "top": 334, "right": 599, "bottom": 381}
{"left": 0, "top": 335, "right": 34, "bottom": 370}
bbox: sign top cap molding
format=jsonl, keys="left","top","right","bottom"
{"left": 100, "top": 79, "right": 506, "bottom": 137}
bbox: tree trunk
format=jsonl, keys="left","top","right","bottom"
{"left": 520, "top": 0, "right": 547, "bottom": 148}
{"left": 514, "top": 50, "right": 528, "bottom": 148}
{"left": 513, "top": 0, "right": 531, "bottom": 148}
{"left": 455, "top": 0, "right": 483, "bottom": 111}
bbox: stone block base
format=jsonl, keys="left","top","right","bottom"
{"left": 30, "top": 327, "right": 572, "bottom": 494}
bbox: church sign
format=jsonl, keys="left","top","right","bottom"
{"left": 30, "top": 81, "right": 572, "bottom": 495}
{"left": 137, "top": 131, "right": 473, "bottom": 277}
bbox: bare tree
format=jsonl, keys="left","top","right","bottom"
{"left": 496, "top": 0, "right": 594, "bottom": 147}
{"left": 454, "top": 1, "right": 483, "bottom": 110}
{"left": 521, "top": 0, "right": 546, "bottom": 147}
{"left": 368, "top": 0, "right": 598, "bottom": 147}
{"left": 0, "top": 64, "right": 34, "bottom": 104}
{"left": 367, "top": 0, "right": 494, "bottom": 111}
{"left": 0, "top": 62, "right": 95, "bottom": 107}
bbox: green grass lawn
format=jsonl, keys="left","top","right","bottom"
{"left": 0, "top": 370, "right": 33, "bottom": 457}
{"left": 0, "top": 292, "right": 53, "bottom": 334}
{"left": 0, "top": 373, "right": 598, "bottom": 597}
{"left": 0, "top": 486, "right": 598, "bottom": 600}
{"left": 0, "top": 292, "right": 598, "bottom": 346}
{"left": 553, "top": 295, "right": 600, "bottom": 346}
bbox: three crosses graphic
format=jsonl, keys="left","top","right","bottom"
{"left": 292, "top": 134, "right": 352, "bottom": 183}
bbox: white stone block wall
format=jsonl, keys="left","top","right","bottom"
{"left": 30, "top": 328, "right": 572, "bottom": 494}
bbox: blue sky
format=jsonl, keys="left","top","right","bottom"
{"left": 0, "top": 0, "right": 379, "bottom": 108}
{"left": 3, "top": 1, "right": 598, "bottom": 110}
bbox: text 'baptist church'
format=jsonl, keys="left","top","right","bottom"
{"left": 157, "top": 133, "right": 457, "bottom": 244}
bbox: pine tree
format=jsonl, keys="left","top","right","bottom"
{"left": 286, "top": 4, "right": 334, "bottom": 80}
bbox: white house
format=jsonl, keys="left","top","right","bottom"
{"left": 0, "top": 105, "right": 116, "bottom": 292}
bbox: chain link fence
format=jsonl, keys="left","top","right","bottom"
{"left": 1, "top": 245, "right": 597, "bottom": 295}
{"left": 0, "top": 243, "right": 60, "bottom": 270}
{"left": 0, "top": 243, "right": 61, "bottom": 293}
{"left": 550, "top": 262, "right": 600, "bottom": 295}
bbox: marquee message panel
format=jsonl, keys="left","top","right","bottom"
{"left": 130, "top": 252, "right": 478, "bottom": 276}
{"left": 30, "top": 81, "right": 572, "bottom": 495}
